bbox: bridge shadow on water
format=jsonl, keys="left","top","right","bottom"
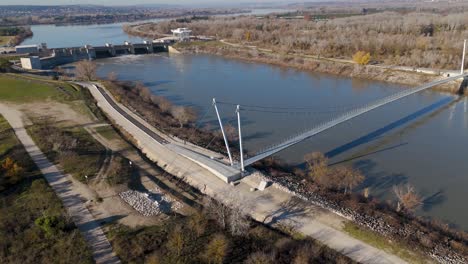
{"left": 325, "top": 96, "right": 454, "bottom": 160}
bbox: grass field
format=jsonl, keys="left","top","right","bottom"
{"left": 95, "top": 125, "right": 120, "bottom": 141}
{"left": 0, "top": 116, "right": 19, "bottom": 156}
{"left": 343, "top": 222, "right": 429, "bottom": 264}
{"left": 0, "top": 36, "right": 13, "bottom": 46}
{"left": 0, "top": 74, "right": 79, "bottom": 102}
{"left": 0, "top": 114, "right": 94, "bottom": 263}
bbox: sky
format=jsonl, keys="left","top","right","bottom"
{"left": 0, "top": 0, "right": 289, "bottom": 6}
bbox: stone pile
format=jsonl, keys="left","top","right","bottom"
{"left": 152, "top": 187, "right": 183, "bottom": 212}
{"left": 119, "top": 190, "right": 161, "bottom": 216}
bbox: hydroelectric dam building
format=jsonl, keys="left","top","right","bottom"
{"left": 22, "top": 41, "right": 172, "bottom": 70}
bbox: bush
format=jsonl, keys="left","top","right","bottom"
{"left": 34, "top": 215, "right": 66, "bottom": 237}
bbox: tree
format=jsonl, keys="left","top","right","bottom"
{"left": 151, "top": 95, "right": 173, "bottom": 113}
{"left": 205, "top": 198, "right": 229, "bottom": 229}
{"left": 334, "top": 166, "right": 364, "bottom": 194}
{"left": 203, "top": 234, "right": 229, "bottom": 264}
{"left": 75, "top": 60, "right": 97, "bottom": 81}
{"left": 393, "top": 184, "right": 422, "bottom": 212}
{"left": 170, "top": 106, "right": 197, "bottom": 128}
{"left": 167, "top": 225, "right": 185, "bottom": 257}
{"left": 353, "top": 51, "right": 371, "bottom": 65}
{"left": 223, "top": 124, "right": 238, "bottom": 142}
{"left": 2, "top": 157, "right": 23, "bottom": 185}
{"left": 34, "top": 215, "right": 65, "bottom": 237}
{"left": 188, "top": 211, "right": 207, "bottom": 238}
{"left": 107, "top": 71, "right": 118, "bottom": 82}
{"left": 304, "top": 152, "right": 329, "bottom": 183}
{"left": 228, "top": 206, "right": 250, "bottom": 236}
{"left": 135, "top": 82, "right": 152, "bottom": 103}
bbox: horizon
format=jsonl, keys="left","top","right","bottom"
{"left": 0, "top": 0, "right": 299, "bottom": 7}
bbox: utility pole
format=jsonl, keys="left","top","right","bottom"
{"left": 236, "top": 105, "right": 244, "bottom": 173}
{"left": 462, "top": 39, "right": 467, "bottom": 74}
{"left": 212, "top": 98, "right": 233, "bottom": 166}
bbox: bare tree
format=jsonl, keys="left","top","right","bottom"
{"left": 170, "top": 106, "right": 197, "bottom": 128}
{"left": 334, "top": 166, "right": 365, "bottom": 194}
{"left": 151, "top": 95, "right": 173, "bottom": 113}
{"left": 134, "top": 82, "right": 152, "bottom": 102}
{"left": 304, "top": 152, "right": 329, "bottom": 183}
{"left": 107, "top": 71, "right": 118, "bottom": 82}
{"left": 205, "top": 198, "right": 229, "bottom": 229}
{"left": 228, "top": 206, "right": 250, "bottom": 236}
{"left": 75, "top": 60, "right": 97, "bottom": 81}
{"left": 223, "top": 124, "right": 238, "bottom": 142}
{"left": 393, "top": 184, "right": 422, "bottom": 212}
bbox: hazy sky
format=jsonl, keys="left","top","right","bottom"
{"left": 0, "top": 0, "right": 287, "bottom": 6}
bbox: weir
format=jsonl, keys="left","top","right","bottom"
{"left": 39, "top": 41, "right": 170, "bottom": 69}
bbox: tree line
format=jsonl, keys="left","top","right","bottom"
{"left": 133, "top": 11, "right": 468, "bottom": 70}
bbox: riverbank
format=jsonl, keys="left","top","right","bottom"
{"left": 0, "top": 27, "right": 32, "bottom": 47}
{"left": 172, "top": 41, "right": 464, "bottom": 94}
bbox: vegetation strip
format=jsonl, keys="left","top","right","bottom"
{"left": 0, "top": 104, "right": 121, "bottom": 264}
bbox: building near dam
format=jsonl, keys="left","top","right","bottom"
{"left": 171, "top": 28, "right": 192, "bottom": 41}
{"left": 20, "top": 56, "right": 42, "bottom": 70}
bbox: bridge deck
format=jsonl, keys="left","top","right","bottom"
{"left": 242, "top": 73, "right": 468, "bottom": 167}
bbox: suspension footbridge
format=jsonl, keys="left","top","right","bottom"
{"left": 214, "top": 73, "right": 468, "bottom": 171}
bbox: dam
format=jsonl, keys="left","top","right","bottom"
{"left": 21, "top": 40, "right": 172, "bottom": 69}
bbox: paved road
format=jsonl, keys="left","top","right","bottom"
{"left": 0, "top": 104, "right": 121, "bottom": 264}
{"left": 94, "top": 84, "right": 169, "bottom": 144}
{"left": 81, "top": 82, "right": 408, "bottom": 264}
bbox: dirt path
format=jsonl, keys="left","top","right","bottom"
{"left": 0, "top": 103, "right": 121, "bottom": 264}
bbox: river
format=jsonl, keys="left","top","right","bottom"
{"left": 23, "top": 13, "right": 468, "bottom": 230}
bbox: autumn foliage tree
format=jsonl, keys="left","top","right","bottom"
{"left": 1, "top": 157, "right": 23, "bottom": 185}
{"left": 203, "top": 234, "right": 229, "bottom": 264}
{"left": 353, "top": 51, "right": 371, "bottom": 65}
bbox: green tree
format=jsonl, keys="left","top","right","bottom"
{"left": 34, "top": 216, "right": 66, "bottom": 237}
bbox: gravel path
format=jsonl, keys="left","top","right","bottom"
{"left": 0, "top": 103, "right": 121, "bottom": 264}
